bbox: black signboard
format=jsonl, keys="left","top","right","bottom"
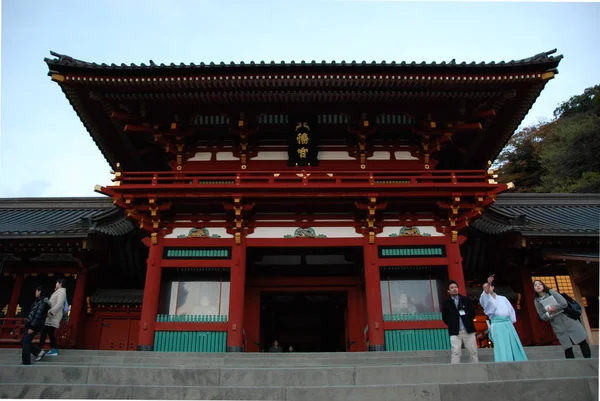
{"left": 288, "top": 121, "right": 319, "bottom": 167}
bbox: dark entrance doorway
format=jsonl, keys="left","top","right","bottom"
{"left": 260, "top": 291, "right": 347, "bottom": 352}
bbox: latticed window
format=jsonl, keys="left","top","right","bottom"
{"left": 532, "top": 275, "right": 587, "bottom": 307}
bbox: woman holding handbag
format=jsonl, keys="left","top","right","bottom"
{"left": 37, "top": 278, "right": 67, "bottom": 359}
{"left": 533, "top": 280, "right": 591, "bottom": 359}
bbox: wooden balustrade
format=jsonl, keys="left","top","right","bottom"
{"left": 0, "top": 318, "right": 71, "bottom": 347}
{"left": 108, "top": 170, "right": 499, "bottom": 192}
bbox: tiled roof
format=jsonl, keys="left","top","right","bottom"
{"left": 0, "top": 197, "right": 135, "bottom": 239}
{"left": 90, "top": 289, "right": 143, "bottom": 305}
{"left": 45, "top": 49, "right": 562, "bottom": 75}
{"left": 44, "top": 50, "right": 562, "bottom": 171}
{"left": 473, "top": 193, "right": 600, "bottom": 236}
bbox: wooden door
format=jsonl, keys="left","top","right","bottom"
{"left": 127, "top": 320, "right": 139, "bottom": 350}
{"left": 98, "top": 319, "right": 131, "bottom": 350}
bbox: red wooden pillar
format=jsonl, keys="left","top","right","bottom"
{"left": 243, "top": 287, "right": 261, "bottom": 352}
{"left": 137, "top": 237, "right": 163, "bottom": 351}
{"left": 521, "top": 269, "right": 542, "bottom": 344}
{"left": 67, "top": 270, "right": 87, "bottom": 348}
{"left": 446, "top": 234, "right": 466, "bottom": 292}
{"left": 7, "top": 273, "right": 24, "bottom": 317}
{"left": 363, "top": 238, "right": 385, "bottom": 351}
{"left": 227, "top": 239, "right": 247, "bottom": 352}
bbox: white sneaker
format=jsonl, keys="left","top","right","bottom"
{"left": 35, "top": 350, "right": 47, "bottom": 362}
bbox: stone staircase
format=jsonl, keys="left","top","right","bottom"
{"left": 0, "top": 346, "right": 597, "bottom": 400}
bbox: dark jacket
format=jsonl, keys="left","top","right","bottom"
{"left": 442, "top": 294, "right": 476, "bottom": 336}
{"left": 25, "top": 298, "right": 49, "bottom": 330}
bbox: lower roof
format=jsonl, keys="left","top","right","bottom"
{"left": 0, "top": 197, "right": 135, "bottom": 239}
{"left": 1, "top": 193, "right": 597, "bottom": 239}
{"left": 472, "top": 193, "right": 600, "bottom": 237}
{"left": 90, "top": 289, "right": 144, "bottom": 305}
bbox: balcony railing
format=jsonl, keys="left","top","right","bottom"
{"left": 107, "top": 170, "right": 502, "bottom": 192}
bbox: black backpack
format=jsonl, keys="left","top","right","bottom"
{"left": 560, "top": 293, "right": 582, "bottom": 320}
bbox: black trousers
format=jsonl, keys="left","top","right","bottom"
{"left": 565, "top": 339, "right": 591, "bottom": 359}
{"left": 21, "top": 329, "right": 42, "bottom": 364}
{"left": 38, "top": 326, "right": 57, "bottom": 349}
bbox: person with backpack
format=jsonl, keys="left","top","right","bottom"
{"left": 479, "top": 275, "right": 527, "bottom": 362}
{"left": 37, "top": 278, "right": 67, "bottom": 359}
{"left": 21, "top": 286, "right": 50, "bottom": 364}
{"left": 533, "top": 280, "right": 591, "bottom": 359}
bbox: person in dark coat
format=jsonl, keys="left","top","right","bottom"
{"left": 21, "top": 286, "right": 50, "bottom": 365}
{"left": 533, "top": 280, "right": 591, "bottom": 359}
{"left": 442, "top": 280, "right": 478, "bottom": 364}
{"left": 268, "top": 340, "right": 283, "bottom": 352}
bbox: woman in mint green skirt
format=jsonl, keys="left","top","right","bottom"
{"left": 479, "top": 275, "right": 528, "bottom": 362}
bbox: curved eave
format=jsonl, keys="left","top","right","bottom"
{"left": 57, "top": 84, "right": 142, "bottom": 170}
{"left": 466, "top": 79, "right": 551, "bottom": 168}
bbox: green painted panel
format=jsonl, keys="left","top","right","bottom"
{"left": 385, "top": 329, "right": 450, "bottom": 351}
{"left": 163, "top": 247, "right": 231, "bottom": 260}
{"left": 154, "top": 331, "right": 227, "bottom": 352}
{"left": 156, "top": 314, "right": 228, "bottom": 323}
{"left": 383, "top": 313, "right": 443, "bottom": 321}
{"left": 379, "top": 246, "right": 445, "bottom": 258}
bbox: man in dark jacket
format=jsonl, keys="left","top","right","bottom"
{"left": 21, "top": 286, "right": 50, "bottom": 365}
{"left": 441, "top": 280, "right": 478, "bottom": 364}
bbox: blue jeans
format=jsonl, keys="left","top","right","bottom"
{"left": 21, "top": 328, "right": 42, "bottom": 364}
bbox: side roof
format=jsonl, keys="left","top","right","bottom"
{"left": 472, "top": 193, "right": 600, "bottom": 237}
{"left": 0, "top": 197, "right": 135, "bottom": 239}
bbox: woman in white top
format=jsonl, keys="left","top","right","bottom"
{"left": 479, "top": 275, "right": 527, "bottom": 362}
{"left": 37, "top": 278, "right": 67, "bottom": 359}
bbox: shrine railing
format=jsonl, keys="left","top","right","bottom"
{"left": 109, "top": 170, "right": 502, "bottom": 191}
{"left": 0, "top": 318, "right": 24, "bottom": 342}
{"left": 0, "top": 318, "right": 70, "bottom": 347}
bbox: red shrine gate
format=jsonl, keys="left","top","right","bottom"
{"left": 40, "top": 50, "right": 562, "bottom": 351}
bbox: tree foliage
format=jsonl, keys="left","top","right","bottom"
{"left": 497, "top": 84, "right": 600, "bottom": 193}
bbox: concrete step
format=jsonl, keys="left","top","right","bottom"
{"left": 1, "top": 345, "right": 589, "bottom": 358}
{"left": 0, "top": 377, "right": 597, "bottom": 400}
{"left": 0, "top": 359, "right": 596, "bottom": 387}
{"left": 0, "top": 346, "right": 596, "bottom": 367}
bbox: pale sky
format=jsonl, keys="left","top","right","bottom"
{"left": 1, "top": 0, "right": 599, "bottom": 198}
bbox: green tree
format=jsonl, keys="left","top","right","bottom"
{"left": 537, "top": 111, "right": 600, "bottom": 193}
{"left": 497, "top": 84, "right": 600, "bottom": 193}
{"left": 553, "top": 85, "right": 600, "bottom": 118}
{"left": 496, "top": 121, "right": 553, "bottom": 192}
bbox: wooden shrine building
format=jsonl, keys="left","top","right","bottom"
{"left": 0, "top": 198, "right": 144, "bottom": 348}
{"left": 3, "top": 49, "right": 588, "bottom": 353}
{"left": 467, "top": 193, "right": 600, "bottom": 346}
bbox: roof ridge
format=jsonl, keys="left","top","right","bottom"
{"left": 45, "top": 49, "right": 563, "bottom": 71}
{"left": 0, "top": 197, "right": 113, "bottom": 209}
